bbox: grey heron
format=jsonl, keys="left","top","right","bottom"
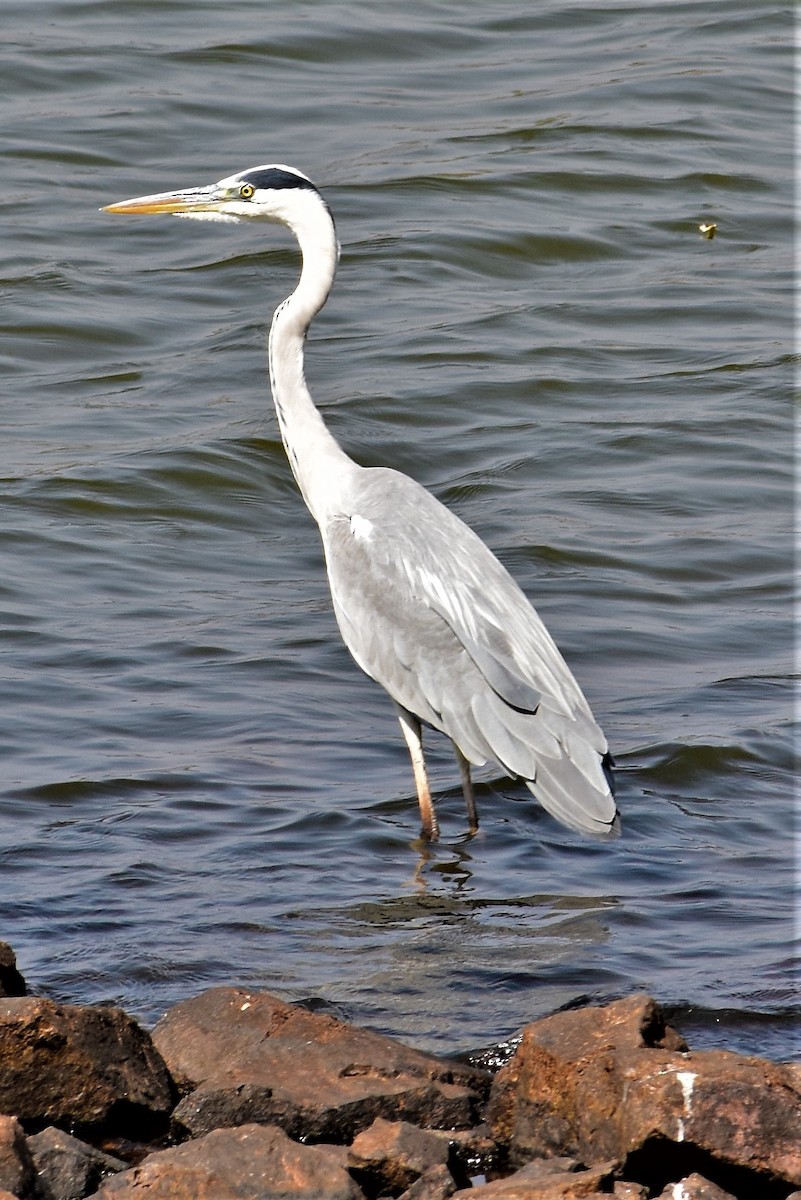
{"left": 104, "top": 164, "right": 618, "bottom": 842}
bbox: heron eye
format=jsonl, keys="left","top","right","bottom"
{"left": 239, "top": 183, "right": 255, "bottom": 200}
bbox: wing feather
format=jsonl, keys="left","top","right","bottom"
{"left": 321, "top": 465, "right": 617, "bottom": 835}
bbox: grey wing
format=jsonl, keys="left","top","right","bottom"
{"left": 322, "top": 467, "right": 617, "bottom": 836}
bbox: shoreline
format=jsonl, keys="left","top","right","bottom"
{"left": 0, "top": 942, "right": 798, "bottom": 1199}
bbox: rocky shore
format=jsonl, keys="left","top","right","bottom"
{"left": 0, "top": 941, "right": 798, "bottom": 1199}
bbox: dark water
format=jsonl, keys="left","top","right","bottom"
{"left": 2, "top": 2, "right": 796, "bottom": 1061}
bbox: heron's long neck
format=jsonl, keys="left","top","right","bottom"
{"left": 268, "top": 198, "right": 355, "bottom": 524}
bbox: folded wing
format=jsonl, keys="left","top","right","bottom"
{"left": 323, "top": 466, "right": 618, "bottom": 837}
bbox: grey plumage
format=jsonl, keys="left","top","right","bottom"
{"left": 324, "top": 466, "right": 616, "bottom": 837}
{"left": 103, "top": 163, "right": 619, "bottom": 842}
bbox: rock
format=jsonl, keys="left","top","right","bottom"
{"left": 348, "top": 1117, "right": 451, "bottom": 1193}
{"left": 429, "top": 1124, "right": 500, "bottom": 1184}
{"left": 399, "top": 1162, "right": 457, "bottom": 1199}
{"left": 27, "top": 1126, "right": 127, "bottom": 1199}
{"left": 619, "top": 1048, "right": 801, "bottom": 1188}
{"left": 152, "top": 987, "right": 488, "bottom": 1142}
{"left": 487, "top": 994, "right": 801, "bottom": 1192}
{"left": 0, "top": 1115, "right": 37, "bottom": 1198}
{"left": 0, "top": 966, "right": 792, "bottom": 1200}
{"left": 517, "top": 993, "right": 688, "bottom": 1058}
{"left": 612, "top": 1185, "right": 647, "bottom": 1200}
{"left": 90, "top": 1122, "right": 364, "bottom": 1198}
{"left": 652, "top": 1174, "right": 736, "bottom": 1200}
{"left": 0, "top": 946, "right": 26, "bottom": 999}
{"left": 487, "top": 994, "right": 686, "bottom": 1166}
{"left": 0, "top": 997, "right": 174, "bottom": 1138}
{"left": 452, "top": 1159, "right": 617, "bottom": 1198}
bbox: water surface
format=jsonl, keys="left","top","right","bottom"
{"left": 1, "top": 1, "right": 795, "bottom": 1060}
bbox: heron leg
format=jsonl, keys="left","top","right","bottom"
{"left": 455, "top": 745, "right": 479, "bottom": 832}
{"left": 394, "top": 704, "right": 439, "bottom": 841}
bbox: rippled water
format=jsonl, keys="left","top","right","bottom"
{"left": 2, "top": 2, "right": 795, "bottom": 1061}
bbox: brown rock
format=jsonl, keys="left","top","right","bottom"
{"left": 487, "top": 994, "right": 801, "bottom": 1191}
{"left": 152, "top": 987, "right": 488, "bottom": 1142}
{"left": 399, "top": 1162, "right": 457, "bottom": 1199}
{"left": 0, "top": 946, "right": 25, "bottom": 999}
{"left": 0, "top": 997, "right": 173, "bottom": 1137}
{"left": 0, "top": 1115, "right": 36, "bottom": 1198}
{"left": 612, "top": 1184, "right": 647, "bottom": 1199}
{"left": 429, "top": 1124, "right": 500, "bottom": 1183}
{"left": 91, "top": 1122, "right": 364, "bottom": 1198}
{"left": 619, "top": 1048, "right": 801, "bottom": 1185}
{"left": 349, "top": 1117, "right": 451, "bottom": 1192}
{"left": 452, "top": 1159, "right": 617, "bottom": 1198}
{"left": 27, "top": 1126, "right": 126, "bottom": 1199}
{"left": 653, "top": 1174, "right": 736, "bottom": 1200}
{"left": 487, "top": 994, "right": 685, "bottom": 1165}
{"left": 515, "top": 994, "right": 687, "bottom": 1060}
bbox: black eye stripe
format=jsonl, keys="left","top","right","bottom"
{"left": 238, "top": 167, "right": 318, "bottom": 194}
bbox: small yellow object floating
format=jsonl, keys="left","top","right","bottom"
{"left": 698, "top": 222, "right": 717, "bottom": 239}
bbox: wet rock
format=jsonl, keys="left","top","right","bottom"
{"left": 487, "top": 993, "right": 801, "bottom": 1192}
{"left": 0, "top": 946, "right": 26, "bottom": 999}
{"left": 27, "top": 1126, "right": 127, "bottom": 1200}
{"left": 0, "top": 1115, "right": 37, "bottom": 1198}
{"left": 518, "top": 993, "right": 688, "bottom": 1058}
{"left": 452, "top": 1159, "right": 617, "bottom": 1198}
{"left": 429, "top": 1124, "right": 500, "bottom": 1183}
{"left": 348, "top": 1117, "right": 451, "bottom": 1193}
{"left": 152, "top": 987, "right": 488, "bottom": 1142}
{"left": 0, "top": 997, "right": 173, "bottom": 1138}
{"left": 652, "top": 1174, "right": 736, "bottom": 1200}
{"left": 90, "top": 1122, "right": 364, "bottom": 1198}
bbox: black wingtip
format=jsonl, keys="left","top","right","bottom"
{"left": 604, "top": 808, "right": 622, "bottom": 840}
{"left": 600, "top": 752, "right": 620, "bottom": 838}
{"left": 602, "top": 750, "right": 616, "bottom": 795}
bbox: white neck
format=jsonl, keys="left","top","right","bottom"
{"left": 267, "top": 190, "right": 356, "bottom": 524}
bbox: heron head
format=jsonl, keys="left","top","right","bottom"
{"left": 102, "top": 164, "right": 322, "bottom": 225}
